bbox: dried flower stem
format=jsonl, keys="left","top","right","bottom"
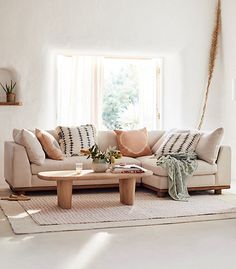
{"left": 197, "top": 0, "right": 221, "bottom": 130}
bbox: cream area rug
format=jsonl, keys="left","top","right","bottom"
{"left": 2, "top": 189, "right": 236, "bottom": 234}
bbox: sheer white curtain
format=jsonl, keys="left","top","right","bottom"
{"left": 56, "top": 55, "right": 104, "bottom": 127}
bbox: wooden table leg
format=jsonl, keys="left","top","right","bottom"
{"left": 119, "top": 177, "right": 136, "bottom": 205}
{"left": 57, "top": 180, "right": 73, "bottom": 209}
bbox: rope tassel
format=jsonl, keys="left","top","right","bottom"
{"left": 197, "top": 0, "right": 221, "bottom": 130}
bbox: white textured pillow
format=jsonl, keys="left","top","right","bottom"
{"left": 55, "top": 124, "right": 96, "bottom": 157}
{"left": 195, "top": 128, "right": 224, "bottom": 164}
{"left": 155, "top": 132, "right": 201, "bottom": 159}
{"left": 13, "top": 129, "right": 45, "bottom": 165}
{"left": 152, "top": 129, "right": 192, "bottom": 153}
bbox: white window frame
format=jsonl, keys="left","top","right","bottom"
{"left": 56, "top": 54, "right": 163, "bottom": 130}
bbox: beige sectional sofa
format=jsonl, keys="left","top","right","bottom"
{"left": 4, "top": 130, "right": 231, "bottom": 196}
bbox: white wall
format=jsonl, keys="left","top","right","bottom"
{"left": 221, "top": 0, "right": 236, "bottom": 180}
{"left": 0, "top": 0, "right": 228, "bottom": 184}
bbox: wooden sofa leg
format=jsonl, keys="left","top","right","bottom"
{"left": 214, "top": 189, "right": 222, "bottom": 195}
{"left": 157, "top": 190, "right": 166, "bottom": 198}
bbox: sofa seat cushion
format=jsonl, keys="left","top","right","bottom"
{"left": 141, "top": 158, "right": 217, "bottom": 176}
{"left": 136, "top": 155, "right": 155, "bottom": 164}
{"left": 31, "top": 156, "right": 92, "bottom": 175}
{"left": 31, "top": 156, "right": 140, "bottom": 175}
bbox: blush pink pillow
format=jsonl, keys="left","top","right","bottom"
{"left": 35, "top": 129, "right": 64, "bottom": 160}
{"left": 114, "top": 128, "right": 152, "bottom": 157}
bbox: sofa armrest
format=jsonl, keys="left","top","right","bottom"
{"left": 215, "top": 145, "right": 231, "bottom": 186}
{"left": 4, "top": 141, "right": 32, "bottom": 188}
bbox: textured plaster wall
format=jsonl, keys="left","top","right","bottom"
{"left": 0, "top": 0, "right": 227, "bottom": 184}
{"left": 221, "top": 0, "right": 236, "bottom": 180}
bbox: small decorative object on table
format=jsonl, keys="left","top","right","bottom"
{"left": 81, "top": 144, "right": 122, "bottom": 172}
{"left": 75, "top": 162, "right": 83, "bottom": 174}
{"left": 0, "top": 80, "right": 16, "bottom": 102}
{"left": 111, "top": 164, "right": 147, "bottom": 174}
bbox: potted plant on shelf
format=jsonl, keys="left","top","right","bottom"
{"left": 81, "top": 144, "right": 122, "bottom": 172}
{"left": 0, "top": 80, "right": 16, "bottom": 102}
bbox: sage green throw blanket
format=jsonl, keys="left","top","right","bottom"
{"left": 156, "top": 153, "right": 198, "bottom": 201}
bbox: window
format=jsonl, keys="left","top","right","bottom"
{"left": 56, "top": 55, "right": 162, "bottom": 130}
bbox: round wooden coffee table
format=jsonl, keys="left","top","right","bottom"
{"left": 38, "top": 170, "right": 153, "bottom": 209}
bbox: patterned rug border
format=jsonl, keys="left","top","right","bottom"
{"left": 2, "top": 200, "right": 236, "bottom": 235}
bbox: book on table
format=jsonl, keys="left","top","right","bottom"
{"left": 111, "top": 164, "right": 147, "bottom": 174}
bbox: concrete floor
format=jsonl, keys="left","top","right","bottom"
{"left": 1, "top": 184, "right": 236, "bottom": 269}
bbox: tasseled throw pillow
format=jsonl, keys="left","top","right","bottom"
{"left": 155, "top": 132, "right": 201, "bottom": 159}
{"left": 55, "top": 124, "right": 96, "bottom": 157}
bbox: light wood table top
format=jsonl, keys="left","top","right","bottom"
{"left": 38, "top": 169, "right": 153, "bottom": 181}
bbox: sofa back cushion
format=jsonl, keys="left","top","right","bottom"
{"left": 46, "top": 130, "right": 59, "bottom": 140}
{"left": 148, "top": 130, "right": 165, "bottom": 148}
{"left": 97, "top": 130, "right": 118, "bottom": 152}
{"left": 13, "top": 128, "right": 165, "bottom": 158}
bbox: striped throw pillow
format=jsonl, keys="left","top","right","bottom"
{"left": 55, "top": 125, "right": 96, "bottom": 157}
{"left": 155, "top": 132, "right": 201, "bottom": 159}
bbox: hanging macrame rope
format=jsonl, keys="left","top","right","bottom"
{"left": 197, "top": 0, "right": 221, "bottom": 130}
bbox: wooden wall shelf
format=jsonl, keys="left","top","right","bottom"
{"left": 0, "top": 102, "right": 22, "bottom": 106}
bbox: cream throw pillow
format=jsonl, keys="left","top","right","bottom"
{"left": 13, "top": 129, "right": 45, "bottom": 165}
{"left": 35, "top": 129, "right": 64, "bottom": 160}
{"left": 195, "top": 128, "right": 224, "bottom": 164}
